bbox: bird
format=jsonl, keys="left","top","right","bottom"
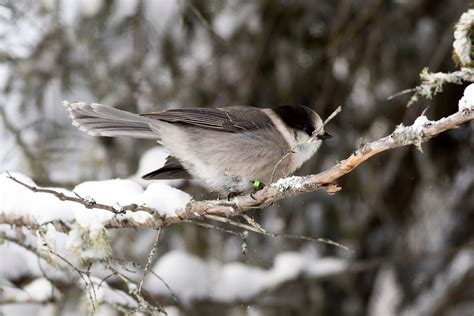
{"left": 64, "top": 102, "right": 332, "bottom": 197}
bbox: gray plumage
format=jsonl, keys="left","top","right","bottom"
{"left": 64, "top": 101, "right": 329, "bottom": 195}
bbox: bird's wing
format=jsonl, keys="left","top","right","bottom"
{"left": 142, "top": 156, "right": 191, "bottom": 180}
{"left": 140, "top": 106, "right": 272, "bottom": 133}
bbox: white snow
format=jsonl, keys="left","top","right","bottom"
{"left": 412, "top": 115, "right": 430, "bottom": 134}
{"left": 0, "top": 171, "right": 189, "bottom": 233}
{"left": 145, "top": 250, "right": 212, "bottom": 302}
{"left": 131, "top": 146, "right": 183, "bottom": 188}
{"left": 0, "top": 243, "right": 38, "bottom": 280}
{"left": 73, "top": 179, "right": 144, "bottom": 209}
{"left": 272, "top": 176, "right": 304, "bottom": 192}
{"left": 213, "top": 262, "right": 268, "bottom": 301}
{"left": 23, "top": 278, "right": 57, "bottom": 302}
{"left": 0, "top": 172, "right": 191, "bottom": 263}
{"left": 147, "top": 250, "right": 348, "bottom": 303}
{"left": 142, "top": 182, "right": 191, "bottom": 217}
{"left": 458, "top": 83, "right": 474, "bottom": 111}
{"left": 1, "top": 278, "right": 58, "bottom": 303}
{"left": 0, "top": 171, "right": 78, "bottom": 224}
{"left": 126, "top": 210, "right": 154, "bottom": 224}
{"left": 80, "top": 0, "right": 104, "bottom": 17}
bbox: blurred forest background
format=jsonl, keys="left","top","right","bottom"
{"left": 1, "top": 0, "right": 474, "bottom": 315}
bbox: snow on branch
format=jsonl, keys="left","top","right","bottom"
{"left": 2, "top": 95, "right": 474, "bottom": 230}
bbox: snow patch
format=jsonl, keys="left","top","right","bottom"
{"left": 412, "top": 115, "right": 430, "bottom": 134}
{"left": 147, "top": 250, "right": 348, "bottom": 303}
{"left": 272, "top": 176, "right": 303, "bottom": 192}
{"left": 73, "top": 178, "right": 144, "bottom": 207}
{"left": 23, "top": 278, "right": 58, "bottom": 302}
{"left": 131, "top": 146, "right": 183, "bottom": 187}
{"left": 0, "top": 172, "right": 78, "bottom": 224}
{"left": 80, "top": 0, "right": 104, "bottom": 17}
{"left": 2, "top": 278, "right": 59, "bottom": 303}
{"left": 146, "top": 251, "right": 212, "bottom": 302}
{"left": 458, "top": 83, "right": 474, "bottom": 111}
{"left": 142, "top": 183, "right": 191, "bottom": 217}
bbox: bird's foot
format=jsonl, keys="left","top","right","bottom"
{"left": 227, "top": 191, "right": 240, "bottom": 201}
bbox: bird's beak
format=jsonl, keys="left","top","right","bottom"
{"left": 317, "top": 132, "right": 332, "bottom": 140}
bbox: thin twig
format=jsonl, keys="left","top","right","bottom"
{"left": 138, "top": 228, "right": 163, "bottom": 295}
{"left": 6, "top": 171, "right": 156, "bottom": 215}
{"left": 387, "top": 88, "right": 417, "bottom": 100}
{"left": 204, "top": 214, "right": 353, "bottom": 252}
{"left": 183, "top": 219, "right": 242, "bottom": 236}
{"left": 308, "top": 105, "right": 343, "bottom": 143}
{"left": 107, "top": 265, "right": 166, "bottom": 314}
{"left": 149, "top": 269, "right": 183, "bottom": 308}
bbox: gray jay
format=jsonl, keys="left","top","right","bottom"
{"left": 64, "top": 102, "right": 332, "bottom": 196}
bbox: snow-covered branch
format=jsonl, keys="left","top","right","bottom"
{"left": 2, "top": 97, "right": 473, "bottom": 230}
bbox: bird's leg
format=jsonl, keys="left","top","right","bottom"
{"left": 223, "top": 183, "right": 245, "bottom": 201}
{"left": 227, "top": 191, "right": 240, "bottom": 201}
{"left": 223, "top": 175, "right": 265, "bottom": 200}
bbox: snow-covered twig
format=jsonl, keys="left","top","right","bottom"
{"left": 6, "top": 172, "right": 156, "bottom": 215}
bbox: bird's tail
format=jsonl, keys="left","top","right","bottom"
{"left": 64, "top": 101, "right": 160, "bottom": 139}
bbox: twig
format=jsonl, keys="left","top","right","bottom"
{"left": 138, "top": 228, "right": 163, "bottom": 295}
{"left": 387, "top": 88, "right": 417, "bottom": 100}
{"left": 107, "top": 265, "right": 166, "bottom": 315}
{"left": 204, "top": 214, "right": 353, "bottom": 252}
{"left": 183, "top": 219, "right": 242, "bottom": 236}
{"left": 1, "top": 234, "right": 97, "bottom": 308}
{"left": 148, "top": 269, "right": 183, "bottom": 308}
{"left": 6, "top": 171, "right": 156, "bottom": 215}
{"left": 0, "top": 105, "right": 47, "bottom": 179}
{"left": 308, "top": 105, "right": 343, "bottom": 143}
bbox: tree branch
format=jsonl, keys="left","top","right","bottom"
{"left": 3, "top": 103, "right": 473, "bottom": 230}
{"left": 171, "top": 105, "right": 474, "bottom": 224}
